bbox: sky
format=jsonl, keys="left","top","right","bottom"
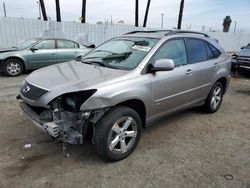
{"left": 1, "top": 0, "right": 250, "bottom": 32}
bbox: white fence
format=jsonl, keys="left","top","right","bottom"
{"left": 0, "top": 17, "right": 250, "bottom": 52}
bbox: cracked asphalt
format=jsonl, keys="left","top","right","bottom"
{"left": 0, "top": 72, "right": 249, "bottom": 188}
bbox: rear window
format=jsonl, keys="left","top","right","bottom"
{"left": 186, "top": 38, "right": 207, "bottom": 64}
{"left": 206, "top": 42, "right": 221, "bottom": 58}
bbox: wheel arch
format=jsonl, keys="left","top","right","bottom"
{"left": 4, "top": 56, "right": 26, "bottom": 71}
{"left": 215, "top": 77, "right": 228, "bottom": 94}
{"left": 116, "top": 99, "right": 146, "bottom": 128}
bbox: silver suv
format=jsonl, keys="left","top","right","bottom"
{"left": 18, "top": 30, "right": 231, "bottom": 161}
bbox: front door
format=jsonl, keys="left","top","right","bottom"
{"left": 56, "top": 39, "right": 79, "bottom": 63}
{"left": 150, "top": 38, "right": 194, "bottom": 118}
{"left": 27, "top": 39, "right": 57, "bottom": 68}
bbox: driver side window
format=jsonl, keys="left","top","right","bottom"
{"left": 34, "top": 40, "right": 55, "bottom": 50}
{"left": 154, "top": 39, "right": 188, "bottom": 67}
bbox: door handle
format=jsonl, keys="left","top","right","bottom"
{"left": 214, "top": 62, "right": 219, "bottom": 67}
{"left": 185, "top": 69, "right": 192, "bottom": 75}
{"left": 51, "top": 53, "right": 55, "bottom": 55}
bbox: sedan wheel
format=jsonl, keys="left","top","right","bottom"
{"left": 94, "top": 106, "right": 142, "bottom": 161}
{"left": 3, "top": 59, "right": 24, "bottom": 76}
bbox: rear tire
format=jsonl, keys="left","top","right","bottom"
{"left": 204, "top": 82, "right": 224, "bottom": 113}
{"left": 94, "top": 106, "right": 142, "bottom": 161}
{"left": 3, "top": 58, "right": 24, "bottom": 76}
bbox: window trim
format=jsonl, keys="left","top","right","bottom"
{"left": 34, "top": 39, "right": 56, "bottom": 50}
{"left": 56, "top": 39, "right": 79, "bottom": 49}
{"left": 206, "top": 41, "right": 221, "bottom": 60}
{"left": 142, "top": 37, "right": 189, "bottom": 74}
{"left": 184, "top": 37, "right": 209, "bottom": 64}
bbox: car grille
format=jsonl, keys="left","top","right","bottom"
{"left": 20, "top": 81, "right": 49, "bottom": 101}
{"left": 237, "top": 56, "right": 250, "bottom": 65}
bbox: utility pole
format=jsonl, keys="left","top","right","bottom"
{"left": 81, "top": 0, "right": 86, "bottom": 23}
{"left": 161, "top": 13, "right": 164, "bottom": 28}
{"left": 135, "top": 0, "right": 139, "bottom": 27}
{"left": 55, "top": 0, "right": 61, "bottom": 22}
{"left": 177, "top": 0, "right": 185, "bottom": 29}
{"left": 143, "top": 0, "right": 151, "bottom": 27}
{"left": 3, "top": 2, "right": 6, "bottom": 17}
{"left": 234, "top": 21, "right": 237, "bottom": 33}
{"left": 39, "top": 0, "right": 48, "bottom": 21}
{"left": 37, "top": 1, "right": 41, "bottom": 19}
{"left": 110, "top": 15, "right": 113, "bottom": 24}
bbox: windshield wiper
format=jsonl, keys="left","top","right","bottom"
{"left": 80, "top": 59, "right": 119, "bottom": 69}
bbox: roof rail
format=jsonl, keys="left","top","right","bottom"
{"left": 165, "top": 30, "right": 210, "bottom": 38}
{"left": 125, "top": 30, "right": 172, "bottom": 35}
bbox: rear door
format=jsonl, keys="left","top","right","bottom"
{"left": 56, "top": 39, "right": 79, "bottom": 63}
{"left": 150, "top": 38, "right": 195, "bottom": 117}
{"left": 185, "top": 38, "right": 221, "bottom": 100}
{"left": 27, "top": 39, "right": 57, "bottom": 68}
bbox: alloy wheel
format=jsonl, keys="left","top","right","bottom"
{"left": 108, "top": 116, "right": 138, "bottom": 154}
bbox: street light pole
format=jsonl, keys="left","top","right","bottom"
{"left": 37, "top": 1, "right": 41, "bottom": 19}
{"left": 161, "top": 13, "right": 164, "bottom": 28}
{"left": 3, "top": 2, "right": 6, "bottom": 17}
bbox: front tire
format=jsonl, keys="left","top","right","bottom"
{"left": 94, "top": 106, "right": 142, "bottom": 161}
{"left": 3, "top": 59, "right": 24, "bottom": 76}
{"left": 204, "top": 82, "right": 224, "bottom": 113}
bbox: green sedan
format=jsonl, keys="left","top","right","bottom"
{"left": 0, "top": 38, "right": 94, "bottom": 76}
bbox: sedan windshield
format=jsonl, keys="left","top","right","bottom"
{"left": 81, "top": 37, "right": 159, "bottom": 70}
{"left": 14, "top": 39, "right": 38, "bottom": 50}
{"left": 246, "top": 43, "right": 250, "bottom": 49}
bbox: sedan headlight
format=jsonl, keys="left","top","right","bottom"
{"left": 61, "top": 89, "right": 97, "bottom": 112}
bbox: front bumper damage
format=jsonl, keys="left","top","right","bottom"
{"left": 18, "top": 96, "right": 109, "bottom": 145}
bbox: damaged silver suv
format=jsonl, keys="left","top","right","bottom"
{"left": 18, "top": 30, "right": 231, "bottom": 161}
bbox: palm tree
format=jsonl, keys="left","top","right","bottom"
{"left": 223, "top": 16, "right": 232, "bottom": 32}
{"left": 143, "top": 0, "right": 151, "bottom": 27}
{"left": 81, "top": 0, "right": 86, "bottom": 23}
{"left": 177, "top": 0, "right": 185, "bottom": 29}
{"left": 55, "top": 0, "right": 61, "bottom": 22}
{"left": 39, "top": 0, "right": 47, "bottom": 21}
{"left": 135, "top": 0, "right": 139, "bottom": 27}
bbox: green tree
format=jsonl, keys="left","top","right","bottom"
{"left": 223, "top": 16, "right": 232, "bottom": 32}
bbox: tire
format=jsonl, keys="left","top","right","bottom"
{"left": 204, "top": 82, "right": 224, "bottom": 113}
{"left": 94, "top": 106, "right": 142, "bottom": 161}
{"left": 3, "top": 58, "right": 24, "bottom": 76}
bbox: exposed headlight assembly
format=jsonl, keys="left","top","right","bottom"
{"left": 61, "top": 89, "right": 97, "bottom": 112}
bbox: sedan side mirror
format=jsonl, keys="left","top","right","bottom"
{"left": 150, "top": 59, "right": 175, "bottom": 72}
{"left": 240, "top": 46, "right": 245, "bottom": 49}
{"left": 30, "top": 47, "right": 38, "bottom": 52}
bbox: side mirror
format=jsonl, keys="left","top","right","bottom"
{"left": 150, "top": 59, "right": 175, "bottom": 72}
{"left": 84, "top": 43, "right": 96, "bottom": 49}
{"left": 240, "top": 46, "right": 245, "bottom": 49}
{"left": 30, "top": 47, "right": 38, "bottom": 52}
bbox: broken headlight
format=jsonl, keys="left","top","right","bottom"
{"left": 61, "top": 89, "right": 97, "bottom": 112}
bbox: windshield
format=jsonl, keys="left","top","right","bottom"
{"left": 14, "top": 39, "right": 39, "bottom": 50}
{"left": 246, "top": 43, "right": 250, "bottom": 49}
{"left": 81, "top": 37, "right": 159, "bottom": 70}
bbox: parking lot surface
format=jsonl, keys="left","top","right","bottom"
{"left": 0, "top": 73, "right": 249, "bottom": 188}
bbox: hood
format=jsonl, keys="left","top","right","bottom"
{"left": 26, "top": 61, "right": 129, "bottom": 91}
{"left": 0, "top": 47, "right": 18, "bottom": 53}
{"left": 238, "top": 48, "right": 250, "bottom": 57}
